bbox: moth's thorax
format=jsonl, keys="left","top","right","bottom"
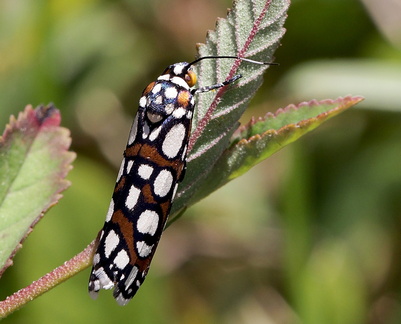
{"left": 139, "top": 80, "right": 195, "bottom": 125}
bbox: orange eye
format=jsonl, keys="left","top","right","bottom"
{"left": 185, "top": 70, "right": 197, "bottom": 87}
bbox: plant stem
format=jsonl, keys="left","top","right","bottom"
{"left": 0, "top": 240, "right": 95, "bottom": 319}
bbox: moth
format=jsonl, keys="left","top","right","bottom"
{"left": 88, "top": 56, "right": 273, "bottom": 305}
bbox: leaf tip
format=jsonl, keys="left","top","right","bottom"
{"left": 34, "top": 103, "right": 61, "bottom": 127}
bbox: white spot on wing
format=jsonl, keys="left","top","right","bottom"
{"left": 155, "top": 95, "right": 163, "bottom": 104}
{"left": 91, "top": 267, "right": 114, "bottom": 293}
{"left": 142, "top": 121, "right": 150, "bottom": 139}
{"left": 115, "top": 293, "right": 130, "bottom": 306}
{"left": 157, "top": 74, "right": 170, "bottom": 81}
{"left": 136, "top": 241, "right": 153, "bottom": 258}
{"left": 114, "top": 249, "right": 130, "bottom": 270}
{"left": 154, "top": 169, "right": 173, "bottom": 197}
{"left": 139, "top": 96, "right": 146, "bottom": 108}
{"left": 138, "top": 164, "right": 153, "bottom": 180}
{"left": 137, "top": 210, "right": 159, "bottom": 235}
{"left": 173, "top": 65, "right": 184, "bottom": 75}
{"left": 171, "top": 76, "right": 189, "bottom": 89}
{"left": 126, "top": 185, "right": 141, "bottom": 210}
{"left": 172, "top": 183, "right": 179, "bottom": 201}
{"left": 126, "top": 160, "right": 134, "bottom": 174}
{"left": 162, "top": 123, "right": 186, "bottom": 158}
{"left": 93, "top": 253, "right": 100, "bottom": 265}
{"left": 128, "top": 114, "right": 139, "bottom": 145}
{"left": 125, "top": 266, "right": 139, "bottom": 289}
{"left": 172, "top": 107, "right": 186, "bottom": 119}
{"left": 165, "top": 103, "right": 175, "bottom": 114}
{"left": 105, "top": 199, "right": 114, "bottom": 222}
{"left": 149, "top": 125, "right": 162, "bottom": 141}
{"left": 116, "top": 159, "right": 125, "bottom": 183}
{"left": 181, "top": 144, "right": 188, "bottom": 160}
{"left": 99, "top": 230, "right": 104, "bottom": 241}
{"left": 104, "top": 230, "right": 120, "bottom": 258}
{"left": 165, "top": 86, "right": 178, "bottom": 99}
{"left": 151, "top": 83, "right": 162, "bottom": 94}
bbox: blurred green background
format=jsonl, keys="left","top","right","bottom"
{"left": 1, "top": 0, "right": 401, "bottom": 323}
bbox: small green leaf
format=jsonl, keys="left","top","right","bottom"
{"left": 0, "top": 104, "right": 75, "bottom": 276}
{"left": 185, "top": 96, "right": 364, "bottom": 207}
{"left": 170, "top": 0, "right": 289, "bottom": 217}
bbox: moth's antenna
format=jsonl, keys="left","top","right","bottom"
{"left": 187, "top": 56, "right": 279, "bottom": 69}
{"left": 188, "top": 55, "right": 279, "bottom": 66}
{"left": 186, "top": 56, "right": 278, "bottom": 94}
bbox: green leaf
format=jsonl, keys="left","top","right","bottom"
{"left": 171, "top": 95, "right": 364, "bottom": 221}
{"left": 170, "top": 0, "right": 289, "bottom": 217}
{"left": 0, "top": 104, "right": 75, "bottom": 276}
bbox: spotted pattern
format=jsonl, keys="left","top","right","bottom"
{"left": 88, "top": 61, "right": 195, "bottom": 306}
{"left": 88, "top": 58, "right": 240, "bottom": 306}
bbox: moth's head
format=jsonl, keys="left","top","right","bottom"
{"left": 160, "top": 62, "right": 197, "bottom": 87}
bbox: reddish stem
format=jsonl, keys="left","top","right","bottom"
{"left": 0, "top": 240, "right": 96, "bottom": 319}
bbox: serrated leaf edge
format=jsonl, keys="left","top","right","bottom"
{"left": 0, "top": 105, "right": 76, "bottom": 277}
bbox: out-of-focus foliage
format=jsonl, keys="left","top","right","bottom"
{"left": 0, "top": 0, "right": 400, "bottom": 323}
{"left": 0, "top": 105, "right": 75, "bottom": 276}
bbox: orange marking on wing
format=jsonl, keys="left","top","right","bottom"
{"left": 142, "top": 81, "right": 156, "bottom": 96}
{"left": 125, "top": 143, "right": 141, "bottom": 158}
{"left": 115, "top": 176, "right": 126, "bottom": 193}
{"left": 177, "top": 90, "right": 191, "bottom": 108}
{"left": 138, "top": 144, "right": 183, "bottom": 172}
{"left": 112, "top": 210, "right": 136, "bottom": 262}
{"left": 159, "top": 201, "right": 171, "bottom": 220}
{"left": 142, "top": 184, "right": 157, "bottom": 204}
